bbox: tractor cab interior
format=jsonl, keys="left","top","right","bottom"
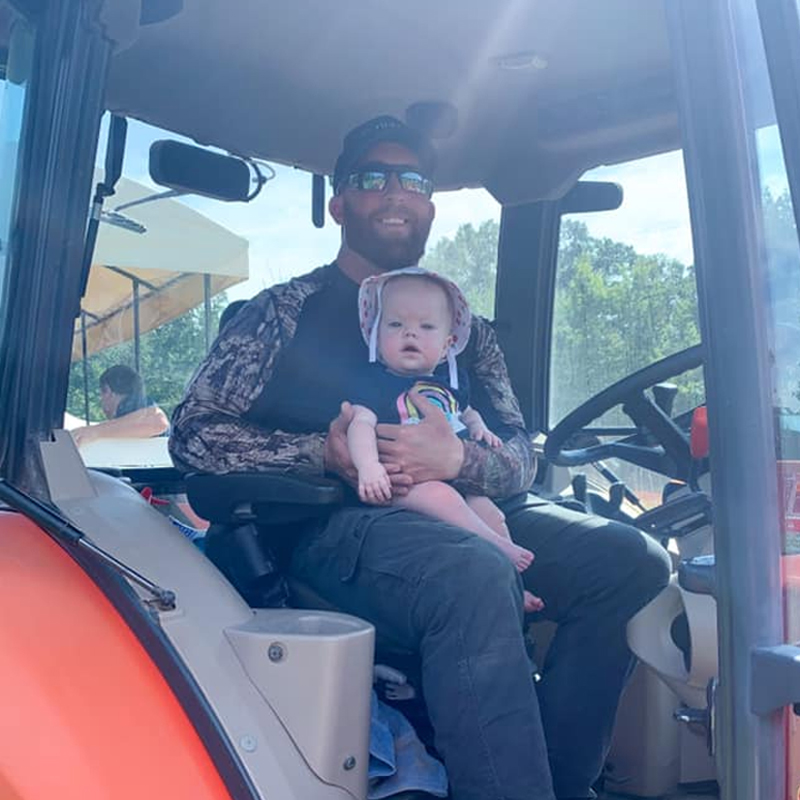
{"left": 2, "top": 0, "right": 800, "bottom": 798}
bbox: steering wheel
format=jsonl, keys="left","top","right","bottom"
{"left": 544, "top": 345, "right": 703, "bottom": 480}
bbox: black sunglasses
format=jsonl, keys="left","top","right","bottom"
{"left": 340, "top": 164, "right": 434, "bottom": 198}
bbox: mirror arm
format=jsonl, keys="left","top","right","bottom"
{"left": 114, "top": 188, "right": 184, "bottom": 213}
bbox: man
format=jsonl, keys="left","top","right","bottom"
{"left": 170, "top": 116, "right": 670, "bottom": 800}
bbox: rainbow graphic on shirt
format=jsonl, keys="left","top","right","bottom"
{"left": 396, "top": 380, "right": 467, "bottom": 434}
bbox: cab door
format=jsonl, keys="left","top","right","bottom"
{"left": 667, "top": 0, "right": 800, "bottom": 797}
{"left": 757, "top": 2, "right": 800, "bottom": 797}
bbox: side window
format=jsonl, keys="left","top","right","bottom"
{"left": 67, "top": 117, "right": 263, "bottom": 463}
{"left": 740, "top": 5, "right": 800, "bottom": 535}
{"left": 0, "top": 9, "right": 34, "bottom": 309}
{"left": 757, "top": 125, "right": 800, "bottom": 455}
{"left": 550, "top": 150, "right": 702, "bottom": 428}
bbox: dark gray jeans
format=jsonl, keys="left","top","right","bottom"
{"left": 289, "top": 497, "right": 671, "bottom": 800}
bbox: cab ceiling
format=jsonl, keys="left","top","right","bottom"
{"left": 103, "top": 0, "right": 678, "bottom": 203}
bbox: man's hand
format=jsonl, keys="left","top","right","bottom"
{"left": 376, "top": 390, "right": 465, "bottom": 483}
{"left": 324, "top": 402, "right": 412, "bottom": 496}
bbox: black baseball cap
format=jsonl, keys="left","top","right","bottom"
{"left": 332, "top": 115, "right": 437, "bottom": 193}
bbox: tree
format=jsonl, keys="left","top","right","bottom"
{"left": 422, "top": 220, "right": 499, "bottom": 317}
{"left": 423, "top": 215, "right": 702, "bottom": 424}
{"left": 66, "top": 187, "right": 800, "bottom": 433}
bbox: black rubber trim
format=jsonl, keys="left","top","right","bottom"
{"left": 0, "top": 485, "right": 260, "bottom": 800}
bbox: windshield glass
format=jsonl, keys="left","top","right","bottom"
{"left": 66, "top": 116, "right": 500, "bottom": 468}
{"left": 550, "top": 149, "right": 702, "bottom": 429}
{"left": 547, "top": 149, "right": 702, "bottom": 509}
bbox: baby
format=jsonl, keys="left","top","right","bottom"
{"left": 347, "top": 267, "right": 542, "bottom": 613}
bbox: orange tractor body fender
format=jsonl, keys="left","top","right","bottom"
{"left": 0, "top": 511, "right": 232, "bottom": 800}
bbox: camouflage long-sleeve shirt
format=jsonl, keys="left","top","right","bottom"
{"left": 169, "top": 264, "right": 536, "bottom": 499}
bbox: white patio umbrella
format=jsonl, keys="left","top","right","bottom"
{"left": 72, "top": 175, "right": 249, "bottom": 361}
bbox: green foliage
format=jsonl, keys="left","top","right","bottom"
{"left": 423, "top": 215, "right": 703, "bottom": 424}
{"left": 66, "top": 188, "right": 800, "bottom": 435}
{"left": 422, "top": 220, "right": 499, "bottom": 317}
{"left": 422, "top": 189, "right": 800, "bottom": 425}
{"left": 67, "top": 294, "right": 229, "bottom": 422}
{"left": 550, "top": 219, "right": 701, "bottom": 423}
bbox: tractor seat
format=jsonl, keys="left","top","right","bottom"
{"left": 185, "top": 471, "right": 417, "bottom": 661}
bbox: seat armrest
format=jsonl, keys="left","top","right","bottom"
{"left": 186, "top": 471, "right": 344, "bottom": 523}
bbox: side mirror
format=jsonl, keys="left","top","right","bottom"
{"left": 149, "top": 140, "right": 252, "bottom": 202}
{"left": 559, "top": 180, "right": 623, "bottom": 214}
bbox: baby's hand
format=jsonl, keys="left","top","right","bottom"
{"left": 358, "top": 463, "right": 392, "bottom": 505}
{"left": 470, "top": 427, "right": 503, "bottom": 449}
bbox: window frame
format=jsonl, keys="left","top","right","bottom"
{"left": 0, "top": 1, "right": 109, "bottom": 488}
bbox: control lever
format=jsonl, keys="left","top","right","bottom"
{"left": 571, "top": 473, "right": 588, "bottom": 507}
{"left": 594, "top": 460, "right": 648, "bottom": 512}
{"left": 674, "top": 706, "right": 707, "bottom": 726}
{"left": 572, "top": 472, "right": 586, "bottom": 505}
{"left": 570, "top": 473, "right": 628, "bottom": 518}
{"left": 674, "top": 678, "right": 716, "bottom": 756}
{"left": 652, "top": 382, "right": 678, "bottom": 416}
{"left": 608, "top": 482, "right": 625, "bottom": 514}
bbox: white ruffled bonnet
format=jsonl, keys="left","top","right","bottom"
{"left": 358, "top": 267, "right": 471, "bottom": 389}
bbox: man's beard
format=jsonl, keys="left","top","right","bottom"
{"left": 343, "top": 204, "right": 432, "bottom": 271}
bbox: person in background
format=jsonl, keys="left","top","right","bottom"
{"left": 70, "top": 364, "right": 168, "bottom": 448}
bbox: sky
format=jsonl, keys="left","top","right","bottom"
{"left": 108, "top": 117, "right": 503, "bottom": 298}
{"left": 102, "top": 118, "right": 700, "bottom": 301}
{"left": 99, "top": 114, "right": 792, "bottom": 305}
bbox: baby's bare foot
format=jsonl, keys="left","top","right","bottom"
{"left": 523, "top": 590, "right": 544, "bottom": 613}
{"left": 494, "top": 537, "right": 534, "bottom": 572}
